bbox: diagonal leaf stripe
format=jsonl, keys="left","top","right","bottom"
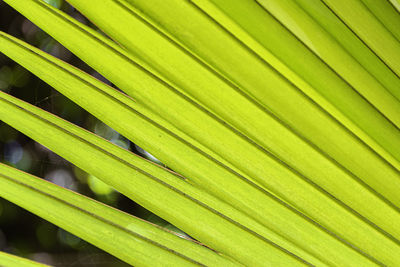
{"left": 0, "top": 251, "right": 50, "bottom": 267}
{"left": 389, "top": 0, "right": 400, "bottom": 13}
{"left": 360, "top": 0, "right": 400, "bottom": 43}
{"left": 292, "top": 0, "right": 400, "bottom": 102}
{"left": 0, "top": 163, "right": 241, "bottom": 267}
{"left": 321, "top": 0, "right": 400, "bottom": 77}
{"left": 256, "top": 0, "right": 400, "bottom": 128}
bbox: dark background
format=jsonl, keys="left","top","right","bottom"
{"left": 0, "top": 1, "right": 180, "bottom": 266}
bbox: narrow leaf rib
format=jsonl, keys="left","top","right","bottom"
{"left": 321, "top": 0, "right": 400, "bottom": 77}
{"left": 0, "top": 163, "right": 239, "bottom": 267}
{"left": 389, "top": 0, "right": 400, "bottom": 13}
{"left": 293, "top": 0, "right": 400, "bottom": 104}
{"left": 359, "top": 0, "right": 400, "bottom": 42}
{"left": 256, "top": 0, "right": 400, "bottom": 129}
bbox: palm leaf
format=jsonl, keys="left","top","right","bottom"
{"left": 2, "top": 24, "right": 400, "bottom": 265}
{"left": 1, "top": 0, "right": 400, "bottom": 265}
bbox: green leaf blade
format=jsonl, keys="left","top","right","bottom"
{"left": 0, "top": 251, "right": 49, "bottom": 267}
{"left": 0, "top": 163, "right": 240, "bottom": 267}
{"left": 0, "top": 91, "right": 317, "bottom": 266}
